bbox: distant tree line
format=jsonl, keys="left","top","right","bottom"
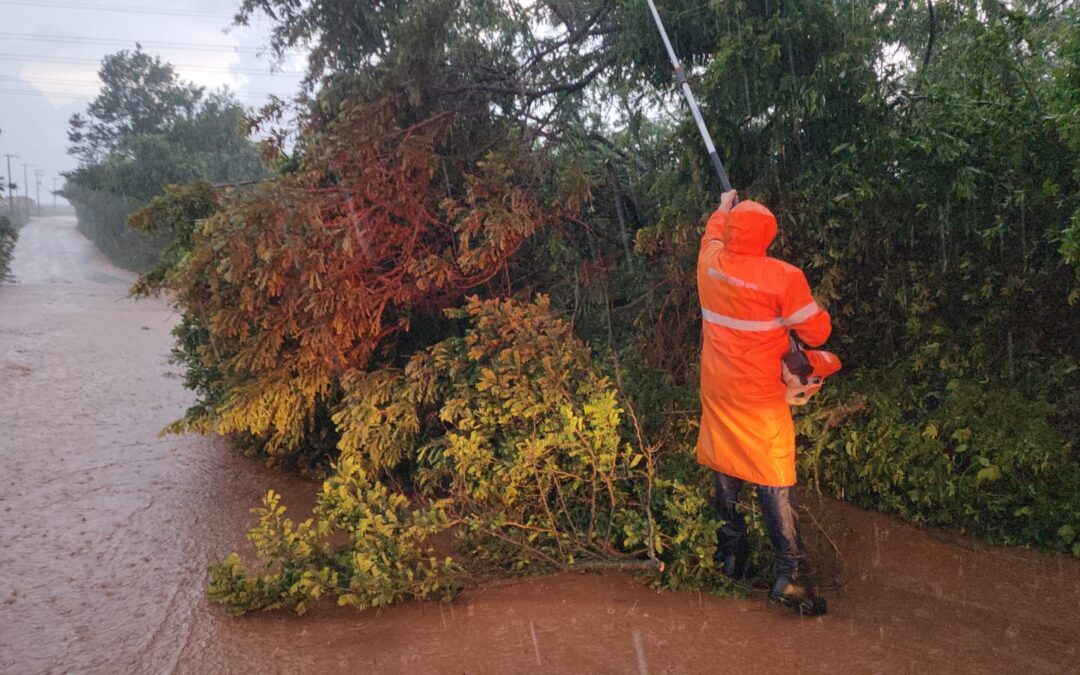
{"left": 63, "top": 47, "right": 265, "bottom": 271}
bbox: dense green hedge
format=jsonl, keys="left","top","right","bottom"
{"left": 0, "top": 215, "right": 17, "bottom": 280}
{"left": 66, "top": 183, "right": 167, "bottom": 272}
{"left": 799, "top": 368, "right": 1079, "bottom": 556}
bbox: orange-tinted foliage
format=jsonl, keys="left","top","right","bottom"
{"left": 174, "top": 98, "right": 543, "bottom": 453}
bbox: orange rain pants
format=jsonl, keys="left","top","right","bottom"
{"left": 696, "top": 200, "right": 832, "bottom": 487}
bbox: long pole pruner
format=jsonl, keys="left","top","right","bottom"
{"left": 644, "top": 0, "right": 735, "bottom": 195}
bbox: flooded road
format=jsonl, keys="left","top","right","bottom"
{"left": 1, "top": 216, "right": 1078, "bottom": 674}
{"left": 0, "top": 216, "right": 315, "bottom": 672}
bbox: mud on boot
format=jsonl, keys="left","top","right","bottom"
{"left": 769, "top": 572, "right": 827, "bottom": 616}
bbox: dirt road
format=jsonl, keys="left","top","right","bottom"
{"left": 1, "top": 216, "right": 1077, "bottom": 674}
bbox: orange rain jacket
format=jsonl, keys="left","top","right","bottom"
{"left": 696, "top": 200, "right": 832, "bottom": 487}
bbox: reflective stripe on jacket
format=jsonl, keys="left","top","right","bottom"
{"left": 696, "top": 200, "right": 832, "bottom": 486}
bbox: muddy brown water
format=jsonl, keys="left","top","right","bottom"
{"left": 1, "top": 216, "right": 1078, "bottom": 674}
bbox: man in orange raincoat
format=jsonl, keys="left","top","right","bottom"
{"left": 697, "top": 190, "right": 831, "bottom": 616}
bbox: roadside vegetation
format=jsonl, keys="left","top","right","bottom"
{"left": 62, "top": 48, "right": 265, "bottom": 271}
{"left": 103, "top": 0, "right": 1080, "bottom": 613}
{"left": 0, "top": 215, "right": 17, "bottom": 280}
{"left": 0, "top": 190, "right": 30, "bottom": 282}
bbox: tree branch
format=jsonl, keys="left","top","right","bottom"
{"left": 922, "top": 0, "right": 937, "bottom": 72}
{"left": 448, "top": 53, "right": 617, "bottom": 102}
{"left": 521, "top": 1, "right": 613, "bottom": 73}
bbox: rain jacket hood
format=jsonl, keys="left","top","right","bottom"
{"left": 722, "top": 200, "right": 777, "bottom": 256}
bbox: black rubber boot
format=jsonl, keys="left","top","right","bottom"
{"left": 768, "top": 572, "right": 827, "bottom": 616}
{"left": 719, "top": 539, "right": 750, "bottom": 580}
{"left": 714, "top": 473, "right": 750, "bottom": 581}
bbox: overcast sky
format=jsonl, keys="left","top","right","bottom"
{"left": 0, "top": 0, "right": 307, "bottom": 205}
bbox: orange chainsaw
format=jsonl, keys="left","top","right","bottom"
{"left": 781, "top": 336, "right": 842, "bottom": 406}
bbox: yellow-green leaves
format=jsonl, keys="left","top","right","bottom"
{"left": 207, "top": 463, "right": 460, "bottom": 615}
{"left": 329, "top": 296, "right": 666, "bottom": 574}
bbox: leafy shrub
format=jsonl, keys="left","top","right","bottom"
{"left": 336, "top": 296, "right": 644, "bottom": 562}
{"left": 0, "top": 215, "right": 16, "bottom": 281}
{"left": 65, "top": 168, "right": 178, "bottom": 272}
{"left": 155, "top": 98, "right": 541, "bottom": 470}
{"left": 208, "top": 457, "right": 459, "bottom": 615}
{"left": 802, "top": 369, "right": 1080, "bottom": 556}
{"left": 210, "top": 296, "right": 737, "bottom": 614}
{"left": 128, "top": 180, "right": 220, "bottom": 297}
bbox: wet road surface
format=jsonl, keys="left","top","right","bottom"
{"left": 1, "top": 216, "right": 1078, "bottom": 673}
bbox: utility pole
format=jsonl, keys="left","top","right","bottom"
{"left": 53, "top": 177, "right": 59, "bottom": 215}
{"left": 34, "top": 170, "right": 44, "bottom": 217}
{"left": 21, "top": 163, "right": 32, "bottom": 220}
{"left": 3, "top": 154, "right": 16, "bottom": 216}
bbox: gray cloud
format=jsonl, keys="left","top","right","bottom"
{"left": 0, "top": 1, "right": 305, "bottom": 202}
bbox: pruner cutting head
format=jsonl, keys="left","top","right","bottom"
{"left": 781, "top": 349, "right": 842, "bottom": 406}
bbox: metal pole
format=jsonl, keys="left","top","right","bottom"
{"left": 35, "top": 170, "right": 44, "bottom": 217}
{"left": 644, "top": 0, "right": 734, "bottom": 195}
{"left": 21, "top": 163, "right": 31, "bottom": 220}
{"left": 3, "top": 154, "right": 16, "bottom": 216}
{"left": 53, "top": 177, "right": 58, "bottom": 215}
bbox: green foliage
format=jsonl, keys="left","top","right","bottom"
{"left": 0, "top": 200, "right": 30, "bottom": 231}
{"left": 641, "top": 477, "right": 720, "bottom": 590}
{"left": 65, "top": 180, "right": 166, "bottom": 271}
{"left": 211, "top": 297, "right": 742, "bottom": 614}
{"left": 0, "top": 215, "right": 16, "bottom": 281}
{"left": 1050, "top": 13, "right": 1080, "bottom": 274}
{"left": 800, "top": 369, "right": 1080, "bottom": 554}
{"left": 64, "top": 50, "right": 264, "bottom": 271}
{"left": 67, "top": 46, "right": 203, "bottom": 164}
{"left": 128, "top": 180, "right": 219, "bottom": 297}
{"left": 208, "top": 458, "right": 459, "bottom": 615}
{"left": 233, "top": 0, "right": 410, "bottom": 88}
{"left": 598, "top": 0, "right": 1080, "bottom": 560}
{"left": 344, "top": 296, "right": 656, "bottom": 571}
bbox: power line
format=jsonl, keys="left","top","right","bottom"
{"left": 0, "top": 0, "right": 234, "bottom": 19}
{"left": 0, "top": 75, "right": 102, "bottom": 88}
{"left": 0, "top": 75, "right": 278, "bottom": 96}
{"left": 0, "top": 75, "right": 280, "bottom": 98}
{"left": 0, "top": 31, "right": 262, "bottom": 54}
{"left": 0, "top": 86, "right": 282, "bottom": 100}
{"left": 0, "top": 88, "right": 90, "bottom": 100}
{"left": 0, "top": 53, "right": 302, "bottom": 76}
{"left": 0, "top": 75, "right": 282, "bottom": 95}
